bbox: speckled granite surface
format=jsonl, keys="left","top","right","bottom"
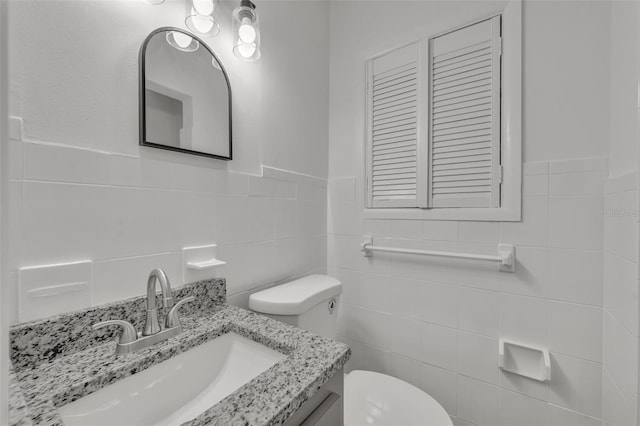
{"left": 9, "top": 369, "right": 32, "bottom": 426}
{"left": 10, "top": 279, "right": 226, "bottom": 371}
{"left": 9, "top": 278, "right": 351, "bottom": 426}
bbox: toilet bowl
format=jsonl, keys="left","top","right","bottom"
{"left": 249, "top": 274, "right": 453, "bottom": 426}
{"left": 344, "top": 370, "right": 452, "bottom": 426}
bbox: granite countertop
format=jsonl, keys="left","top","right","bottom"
{"left": 8, "top": 279, "right": 351, "bottom": 426}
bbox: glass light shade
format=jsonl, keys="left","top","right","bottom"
{"left": 232, "top": 1, "right": 261, "bottom": 61}
{"left": 165, "top": 31, "right": 200, "bottom": 52}
{"left": 185, "top": 0, "right": 220, "bottom": 37}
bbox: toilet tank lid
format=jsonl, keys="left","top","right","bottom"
{"left": 249, "top": 274, "right": 342, "bottom": 316}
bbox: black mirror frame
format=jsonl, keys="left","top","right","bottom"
{"left": 139, "top": 27, "right": 233, "bottom": 161}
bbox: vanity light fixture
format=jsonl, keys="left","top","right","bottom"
{"left": 165, "top": 31, "right": 200, "bottom": 52}
{"left": 185, "top": 0, "right": 221, "bottom": 37}
{"left": 142, "top": 0, "right": 263, "bottom": 62}
{"left": 232, "top": 0, "right": 261, "bottom": 61}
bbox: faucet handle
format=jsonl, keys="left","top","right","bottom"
{"left": 165, "top": 296, "right": 195, "bottom": 329}
{"left": 93, "top": 320, "right": 138, "bottom": 344}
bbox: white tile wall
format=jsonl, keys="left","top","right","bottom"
{"left": 498, "top": 389, "right": 547, "bottom": 426}
{"left": 7, "top": 136, "right": 328, "bottom": 323}
{"left": 549, "top": 301, "right": 602, "bottom": 362}
{"left": 330, "top": 158, "right": 608, "bottom": 425}
{"left": 546, "top": 404, "right": 600, "bottom": 426}
{"left": 548, "top": 353, "right": 602, "bottom": 418}
{"left": 422, "top": 362, "right": 458, "bottom": 416}
{"left": 456, "top": 376, "right": 498, "bottom": 426}
{"left": 18, "top": 260, "right": 92, "bottom": 322}
{"left": 602, "top": 172, "right": 639, "bottom": 426}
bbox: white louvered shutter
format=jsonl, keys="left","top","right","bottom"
{"left": 366, "top": 42, "right": 427, "bottom": 208}
{"left": 429, "top": 16, "right": 502, "bottom": 208}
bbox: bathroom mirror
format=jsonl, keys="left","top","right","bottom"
{"left": 139, "top": 27, "right": 232, "bottom": 160}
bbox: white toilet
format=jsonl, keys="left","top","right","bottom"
{"left": 249, "top": 274, "right": 453, "bottom": 426}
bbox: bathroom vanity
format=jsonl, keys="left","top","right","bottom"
{"left": 8, "top": 279, "right": 351, "bottom": 425}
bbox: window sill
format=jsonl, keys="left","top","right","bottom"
{"left": 362, "top": 205, "right": 521, "bottom": 222}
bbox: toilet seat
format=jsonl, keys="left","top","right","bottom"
{"left": 344, "top": 370, "right": 453, "bottom": 426}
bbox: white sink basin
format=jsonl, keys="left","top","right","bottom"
{"left": 57, "top": 332, "right": 286, "bottom": 426}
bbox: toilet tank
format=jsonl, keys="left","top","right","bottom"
{"left": 249, "top": 275, "right": 342, "bottom": 339}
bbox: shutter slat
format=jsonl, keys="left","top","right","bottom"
{"left": 373, "top": 117, "right": 416, "bottom": 132}
{"left": 433, "top": 86, "right": 492, "bottom": 104}
{"left": 434, "top": 57, "right": 492, "bottom": 78}
{"left": 433, "top": 186, "right": 490, "bottom": 194}
{"left": 374, "top": 164, "right": 416, "bottom": 172}
{"left": 433, "top": 140, "right": 492, "bottom": 154}
{"left": 374, "top": 108, "right": 416, "bottom": 123}
{"left": 434, "top": 67, "right": 491, "bottom": 89}
{"left": 374, "top": 78, "right": 417, "bottom": 97}
{"left": 372, "top": 173, "right": 417, "bottom": 182}
{"left": 433, "top": 117, "right": 491, "bottom": 133}
{"left": 433, "top": 73, "right": 491, "bottom": 94}
{"left": 372, "top": 189, "right": 417, "bottom": 196}
{"left": 374, "top": 154, "right": 417, "bottom": 165}
{"left": 432, "top": 134, "right": 492, "bottom": 148}
{"left": 433, "top": 167, "right": 491, "bottom": 177}
{"left": 374, "top": 141, "right": 415, "bottom": 154}
{"left": 434, "top": 100, "right": 491, "bottom": 117}
{"left": 433, "top": 179, "right": 492, "bottom": 189}
{"left": 433, "top": 40, "right": 492, "bottom": 64}
{"left": 374, "top": 64, "right": 416, "bottom": 85}
{"left": 433, "top": 129, "right": 491, "bottom": 143}
{"left": 373, "top": 125, "right": 416, "bottom": 138}
{"left": 373, "top": 94, "right": 417, "bottom": 110}
{"left": 373, "top": 96, "right": 417, "bottom": 113}
{"left": 433, "top": 96, "right": 492, "bottom": 114}
{"left": 374, "top": 85, "right": 418, "bottom": 104}
{"left": 433, "top": 172, "right": 491, "bottom": 182}
{"left": 433, "top": 153, "right": 492, "bottom": 166}
{"left": 433, "top": 147, "right": 492, "bottom": 160}
{"left": 372, "top": 183, "right": 417, "bottom": 191}
{"left": 375, "top": 162, "right": 418, "bottom": 172}
{"left": 433, "top": 160, "right": 492, "bottom": 171}
{"left": 433, "top": 48, "right": 491, "bottom": 73}
{"left": 373, "top": 103, "right": 416, "bottom": 119}
{"left": 374, "top": 149, "right": 417, "bottom": 161}
{"left": 433, "top": 79, "right": 491, "bottom": 97}
{"left": 374, "top": 136, "right": 417, "bottom": 148}
{"left": 432, "top": 107, "right": 492, "bottom": 124}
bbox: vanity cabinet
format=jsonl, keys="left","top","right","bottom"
{"left": 283, "top": 368, "right": 344, "bottom": 426}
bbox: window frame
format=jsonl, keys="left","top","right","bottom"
{"left": 363, "top": 1, "right": 522, "bottom": 222}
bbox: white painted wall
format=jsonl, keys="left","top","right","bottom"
{"left": 328, "top": 1, "right": 611, "bottom": 424}
{"left": 0, "top": 0, "right": 8, "bottom": 422}
{"left": 609, "top": 0, "right": 640, "bottom": 180}
{"left": 601, "top": 2, "right": 640, "bottom": 425}
{"left": 6, "top": 0, "right": 330, "bottom": 323}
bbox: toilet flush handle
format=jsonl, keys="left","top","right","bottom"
{"left": 328, "top": 298, "right": 337, "bottom": 313}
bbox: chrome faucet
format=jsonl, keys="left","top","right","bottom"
{"left": 143, "top": 268, "right": 174, "bottom": 336}
{"left": 93, "top": 268, "right": 194, "bottom": 355}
